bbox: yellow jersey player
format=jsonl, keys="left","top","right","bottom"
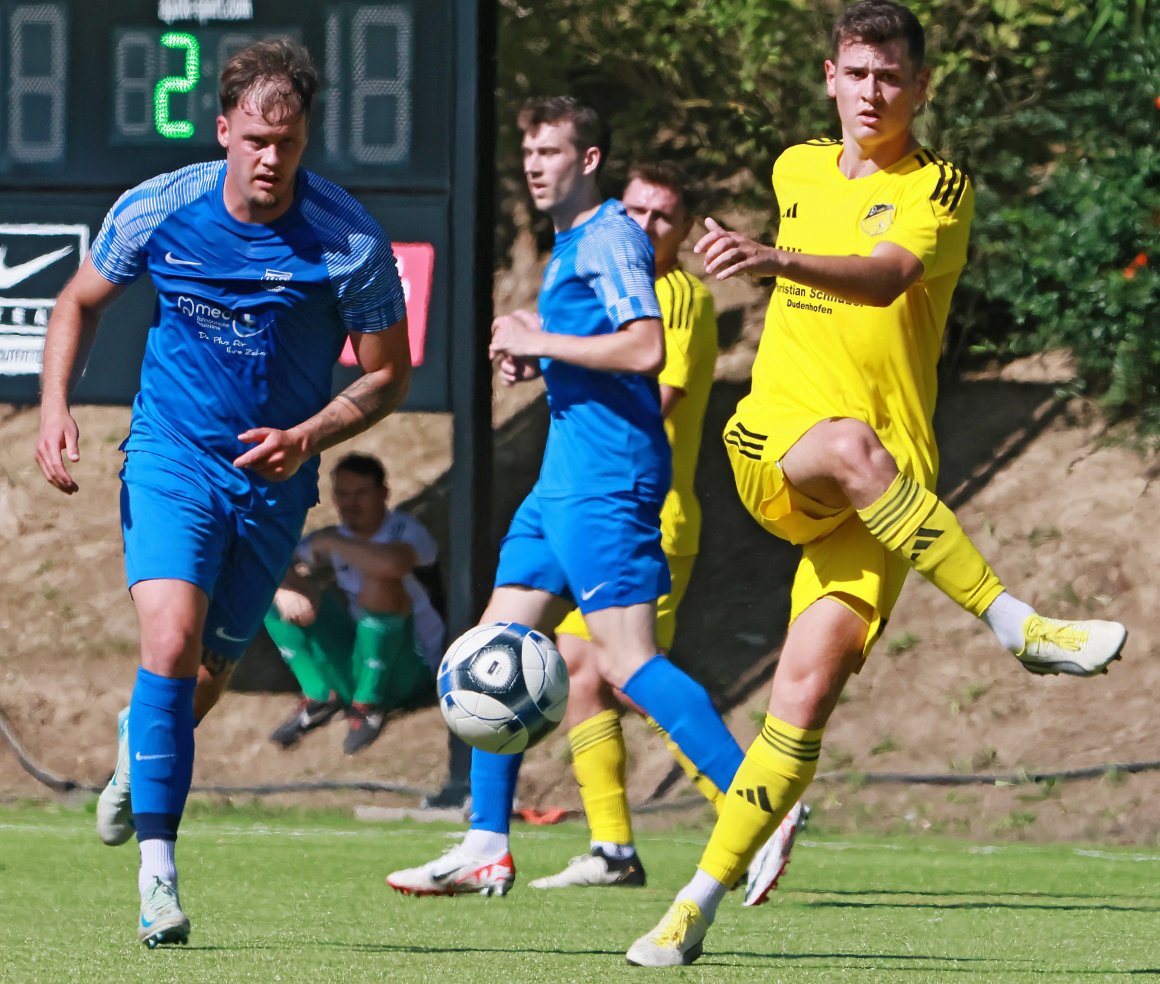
{"left": 628, "top": 0, "right": 1127, "bottom": 966}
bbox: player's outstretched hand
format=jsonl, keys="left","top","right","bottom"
{"left": 233, "top": 427, "right": 309, "bottom": 482}
{"left": 694, "top": 216, "right": 779, "bottom": 281}
{"left": 35, "top": 409, "right": 81, "bottom": 494}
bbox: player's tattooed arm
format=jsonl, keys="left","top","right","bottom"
{"left": 332, "top": 371, "right": 400, "bottom": 428}
{"left": 232, "top": 319, "right": 411, "bottom": 482}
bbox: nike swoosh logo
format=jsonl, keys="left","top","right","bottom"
{"left": 164, "top": 251, "right": 202, "bottom": 267}
{"left": 580, "top": 582, "right": 608, "bottom": 601}
{"left": 0, "top": 245, "right": 74, "bottom": 290}
{"left": 135, "top": 751, "right": 175, "bottom": 762}
{"left": 140, "top": 915, "right": 156, "bottom": 928}
{"left": 214, "top": 626, "right": 248, "bottom": 643}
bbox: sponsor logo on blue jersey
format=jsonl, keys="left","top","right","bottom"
{"left": 175, "top": 295, "right": 270, "bottom": 354}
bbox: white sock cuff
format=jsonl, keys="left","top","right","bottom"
{"left": 591, "top": 840, "right": 635, "bottom": 861}
{"left": 982, "top": 591, "right": 1036, "bottom": 652}
{"left": 463, "top": 829, "right": 510, "bottom": 858}
{"left": 678, "top": 867, "right": 728, "bottom": 924}
{"left": 138, "top": 838, "right": 177, "bottom": 896}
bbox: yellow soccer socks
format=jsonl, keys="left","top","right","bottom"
{"left": 857, "top": 471, "right": 1004, "bottom": 618}
{"left": 569, "top": 710, "right": 633, "bottom": 847}
{"left": 698, "top": 714, "right": 821, "bottom": 887}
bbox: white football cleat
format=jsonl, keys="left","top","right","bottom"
{"left": 138, "top": 876, "right": 190, "bottom": 948}
{"left": 386, "top": 843, "right": 515, "bottom": 897}
{"left": 96, "top": 706, "right": 134, "bottom": 847}
{"left": 1015, "top": 615, "right": 1127, "bottom": 676}
{"left": 743, "top": 800, "right": 809, "bottom": 906}
{"left": 626, "top": 900, "right": 707, "bottom": 967}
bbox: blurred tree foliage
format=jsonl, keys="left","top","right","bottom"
{"left": 495, "top": 0, "right": 1158, "bottom": 424}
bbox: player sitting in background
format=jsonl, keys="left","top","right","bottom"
{"left": 266, "top": 452, "right": 444, "bottom": 755}
{"left": 529, "top": 163, "right": 806, "bottom": 899}
{"left": 37, "top": 39, "right": 411, "bottom": 948}
{"left": 627, "top": 1, "right": 1127, "bottom": 966}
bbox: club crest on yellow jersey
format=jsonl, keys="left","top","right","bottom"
{"left": 860, "top": 203, "right": 896, "bottom": 236}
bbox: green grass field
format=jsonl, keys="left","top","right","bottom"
{"left": 1, "top": 801, "right": 1157, "bottom": 984}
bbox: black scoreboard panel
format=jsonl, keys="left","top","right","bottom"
{"left": 0, "top": 0, "right": 450, "bottom": 189}
{"left": 0, "top": 0, "right": 467, "bottom": 410}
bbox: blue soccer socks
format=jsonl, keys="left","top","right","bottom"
{"left": 622, "top": 656, "right": 744, "bottom": 794}
{"left": 129, "top": 668, "right": 196, "bottom": 843}
{"left": 468, "top": 749, "right": 524, "bottom": 836}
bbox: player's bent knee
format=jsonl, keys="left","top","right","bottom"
{"left": 824, "top": 421, "right": 896, "bottom": 492}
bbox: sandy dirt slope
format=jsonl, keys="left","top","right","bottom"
{"left": 2, "top": 262, "right": 1158, "bottom": 847}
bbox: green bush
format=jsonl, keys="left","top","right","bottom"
{"left": 950, "top": 12, "right": 1160, "bottom": 424}
{"left": 494, "top": 1, "right": 1159, "bottom": 424}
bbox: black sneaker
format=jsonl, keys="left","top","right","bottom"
{"left": 270, "top": 696, "right": 343, "bottom": 748}
{"left": 420, "top": 780, "right": 472, "bottom": 810}
{"left": 343, "top": 703, "right": 387, "bottom": 755}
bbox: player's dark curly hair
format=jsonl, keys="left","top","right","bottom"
{"left": 832, "top": 0, "right": 925, "bottom": 68}
{"left": 219, "top": 37, "right": 319, "bottom": 120}
{"left": 333, "top": 453, "right": 387, "bottom": 488}
{"left": 518, "top": 96, "right": 611, "bottom": 175}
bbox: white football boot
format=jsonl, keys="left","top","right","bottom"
{"left": 386, "top": 842, "right": 515, "bottom": 897}
{"left": 96, "top": 706, "right": 134, "bottom": 846}
{"left": 626, "top": 900, "right": 708, "bottom": 967}
{"left": 1014, "top": 615, "right": 1127, "bottom": 676}
{"left": 743, "top": 800, "right": 809, "bottom": 906}
{"left": 138, "top": 876, "right": 190, "bottom": 948}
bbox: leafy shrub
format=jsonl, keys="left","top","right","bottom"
{"left": 494, "top": 1, "right": 1159, "bottom": 424}
{"left": 949, "top": 12, "right": 1160, "bottom": 424}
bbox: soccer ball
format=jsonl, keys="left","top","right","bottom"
{"left": 437, "top": 621, "right": 569, "bottom": 754}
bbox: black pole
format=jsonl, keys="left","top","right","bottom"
{"left": 447, "top": 0, "right": 497, "bottom": 639}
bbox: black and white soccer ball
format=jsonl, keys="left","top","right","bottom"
{"left": 437, "top": 621, "right": 569, "bottom": 754}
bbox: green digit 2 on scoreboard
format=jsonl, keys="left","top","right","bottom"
{"left": 0, "top": 0, "right": 476, "bottom": 414}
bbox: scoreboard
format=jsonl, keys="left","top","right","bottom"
{"left": 0, "top": 0, "right": 480, "bottom": 411}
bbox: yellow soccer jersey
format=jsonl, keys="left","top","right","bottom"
{"left": 737, "top": 139, "right": 974, "bottom": 487}
{"left": 657, "top": 266, "right": 719, "bottom": 556}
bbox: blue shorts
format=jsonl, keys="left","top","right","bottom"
{"left": 495, "top": 488, "right": 670, "bottom": 615}
{"left": 120, "top": 450, "right": 308, "bottom": 661}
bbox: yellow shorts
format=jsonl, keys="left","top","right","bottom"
{"left": 724, "top": 412, "right": 909, "bottom": 655}
{"left": 555, "top": 551, "right": 696, "bottom": 652}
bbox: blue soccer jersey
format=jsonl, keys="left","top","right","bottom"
{"left": 89, "top": 161, "right": 406, "bottom": 510}
{"left": 535, "top": 199, "right": 670, "bottom": 499}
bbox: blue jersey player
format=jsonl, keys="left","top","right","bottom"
{"left": 387, "top": 97, "right": 746, "bottom": 899}
{"left": 34, "top": 40, "right": 411, "bottom": 947}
